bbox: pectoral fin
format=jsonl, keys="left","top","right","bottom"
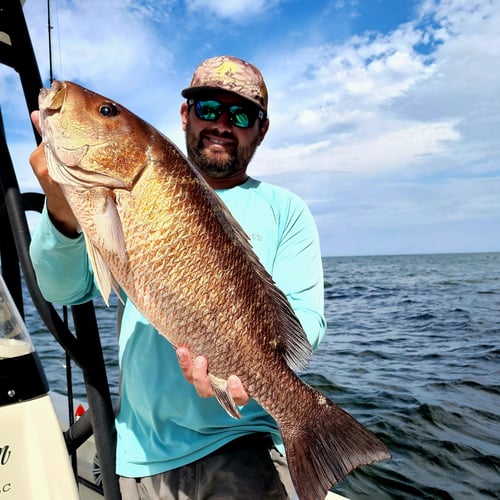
{"left": 208, "top": 373, "right": 242, "bottom": 419}
{"left": 83, "top": 235, "right": 119, "bottom": 306}
{"left": 93, "top": 192, "right": 127, "bottom": 261}
{"left": 82, "top": 188, "right": 127, "bottom": 305}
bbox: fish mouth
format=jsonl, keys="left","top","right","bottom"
{"left": 39, "top": 80, "right": 67, "bottom": 116}
{"left": 39, "top": 81, "right": 89, "bottom": 167}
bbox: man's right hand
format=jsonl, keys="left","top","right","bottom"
{"left": 176, "top": 346, "right": 250, "bottom": 407}
{"left": 30, "top": 111, "right": 80, "bottom": 237}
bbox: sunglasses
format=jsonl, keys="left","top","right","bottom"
{"left": 188, "top": 99, "right": 265, "bottom": 129}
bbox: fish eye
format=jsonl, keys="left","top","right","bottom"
{"left": 99, "top": 102, "right": 120, "bottom": 118}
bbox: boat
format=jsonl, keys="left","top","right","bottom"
{"left": 0, "top": 2, "right": 347, "bottom": 498}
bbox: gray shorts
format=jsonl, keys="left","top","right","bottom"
{"left": 119, "top": 433, "right": 297, "bottom": 500}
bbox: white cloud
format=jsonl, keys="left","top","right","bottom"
{"left": 258, "top": 0, "right": 499, "bottom": 186}
{"left": 261, "top": 27, "right": 436, "bottom": 147}
{"left": 256, "top": 119, "right": 460, "bottom": 176}
{"left": 185, "top": 0, "right": 278, "bottom": 19}
{"left": 23, "top": 1, "right": 174, "bottom": 96}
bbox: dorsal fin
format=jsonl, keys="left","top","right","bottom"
{"left": 196, "top": 177, "right": 313, "bottom": 371}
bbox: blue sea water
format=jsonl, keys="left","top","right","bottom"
{"left": 25, "top": 252, "right": 500, "bottom": 499}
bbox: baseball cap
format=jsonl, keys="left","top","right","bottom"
{"left": 182, "top": 55, "right": 268, "bottom": 112}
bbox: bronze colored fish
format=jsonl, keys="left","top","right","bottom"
{"left": 38, "top": 81, "right": 390, "bottom": 500}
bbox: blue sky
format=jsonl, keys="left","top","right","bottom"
{"left": 1, "top": 0, "right": 499, "bottom": 256}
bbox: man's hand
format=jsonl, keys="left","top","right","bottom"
{"left": 176, "top": 346, "right": 249, "bottom": 406}
{"left": 30, "top": 111, "right": 80, "bottom": 237}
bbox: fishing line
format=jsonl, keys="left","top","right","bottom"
{"left": 47, "top": 0, "right": 54, "bottom": 83}
{"left": 47, "top": 0, "right": 63, "bottom": 83}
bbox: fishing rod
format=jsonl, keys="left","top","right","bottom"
{"left": 47, "top": 0, "right": 54, "bottom": 83}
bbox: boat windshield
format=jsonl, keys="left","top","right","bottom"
{"left": 0, "top": 275, "right": 34, "bottom": 359}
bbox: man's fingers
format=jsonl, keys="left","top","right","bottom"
{"left": 192, "top": 356, "right": 213, "bottom": 397}
{"left": 176, "top": 348, "right": 213, "bottom": 397}
{"left": 176, "top": 346, "right": 194, "bottom": 383}
{"left": 176, "top": 347, "right": 250, "bottom": 405}
{"left": 29, "top": 143, "right": 46, "bottom": 174}
{"left": 227, "top": 375, "right": 250, "bottom": 406}
{"left": 31, "top": 110, "right": 42, "bottom": 134}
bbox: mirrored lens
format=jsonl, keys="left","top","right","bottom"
{"left": 193, "top": 100, "right": 256, "bottom": 128}
{"left": 229, "top": 106, "right": 250, "bottom": 128}
{"left": 196, "top": 101, "right": 221, "bottom": 121}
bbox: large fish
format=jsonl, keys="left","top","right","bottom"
{"left": 38, "top": 80, "right": 390, "bottom": 500}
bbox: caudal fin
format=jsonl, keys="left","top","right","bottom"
{"left": 281, "top": 391, "right": 391, "bottom": 500}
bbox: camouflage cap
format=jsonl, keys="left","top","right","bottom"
{"left": 182, "top": 55, "right": 268, "bottom": 112}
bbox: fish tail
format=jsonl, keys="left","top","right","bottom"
{"left": 281, "top": 393, "right": 391, "bottom": 500}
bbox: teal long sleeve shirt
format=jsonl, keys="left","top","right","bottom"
{"left": 30, "top": 177, "right": 326, "bottom": 478}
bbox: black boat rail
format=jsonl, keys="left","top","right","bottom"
{"left": 0, "top": 1, "right": 120, "bottom": 498}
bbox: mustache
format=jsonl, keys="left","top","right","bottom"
{"left": 201, "top": 128, "right": 237, "bottom": 141}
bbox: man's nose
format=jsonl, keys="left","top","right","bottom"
{"left": 213, "top": 110, "right": 233, "bottom": 129}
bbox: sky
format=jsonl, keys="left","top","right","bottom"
{"left": 1, "top": 0, "right": 499, "bottom": 257}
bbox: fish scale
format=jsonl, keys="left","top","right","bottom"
{"left": 39, "top": 80, "right": 391, "bottom": 500}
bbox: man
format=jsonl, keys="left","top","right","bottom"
{"left": 30, "top": 56, "right": 326, "bottom": 499}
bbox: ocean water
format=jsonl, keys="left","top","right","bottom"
{"left": 24, "top": 252, "right": 500, "bottom": 499}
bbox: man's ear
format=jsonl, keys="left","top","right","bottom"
{"left": 180, "top": 101, "right": 189, "bottom": 131}
{"left": 258, "top": 118, "right": 270, "bottom": 145}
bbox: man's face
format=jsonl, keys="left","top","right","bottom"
{"left": 182, "top": 92, "right": 269, "bottom": 180}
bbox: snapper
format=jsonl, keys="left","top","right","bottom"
{"left": 38, "top": 80, "right": 390, "bottom": 500}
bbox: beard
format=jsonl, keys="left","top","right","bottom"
{"left": 185, "top": 121, "right": 260, "bottom": 179}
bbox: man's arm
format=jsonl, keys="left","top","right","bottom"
{"left": 29, "top": 204, "right": 100, "bottom": 304}
{"left": 273, "top": 197, "right": 326, "bottom": 350}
